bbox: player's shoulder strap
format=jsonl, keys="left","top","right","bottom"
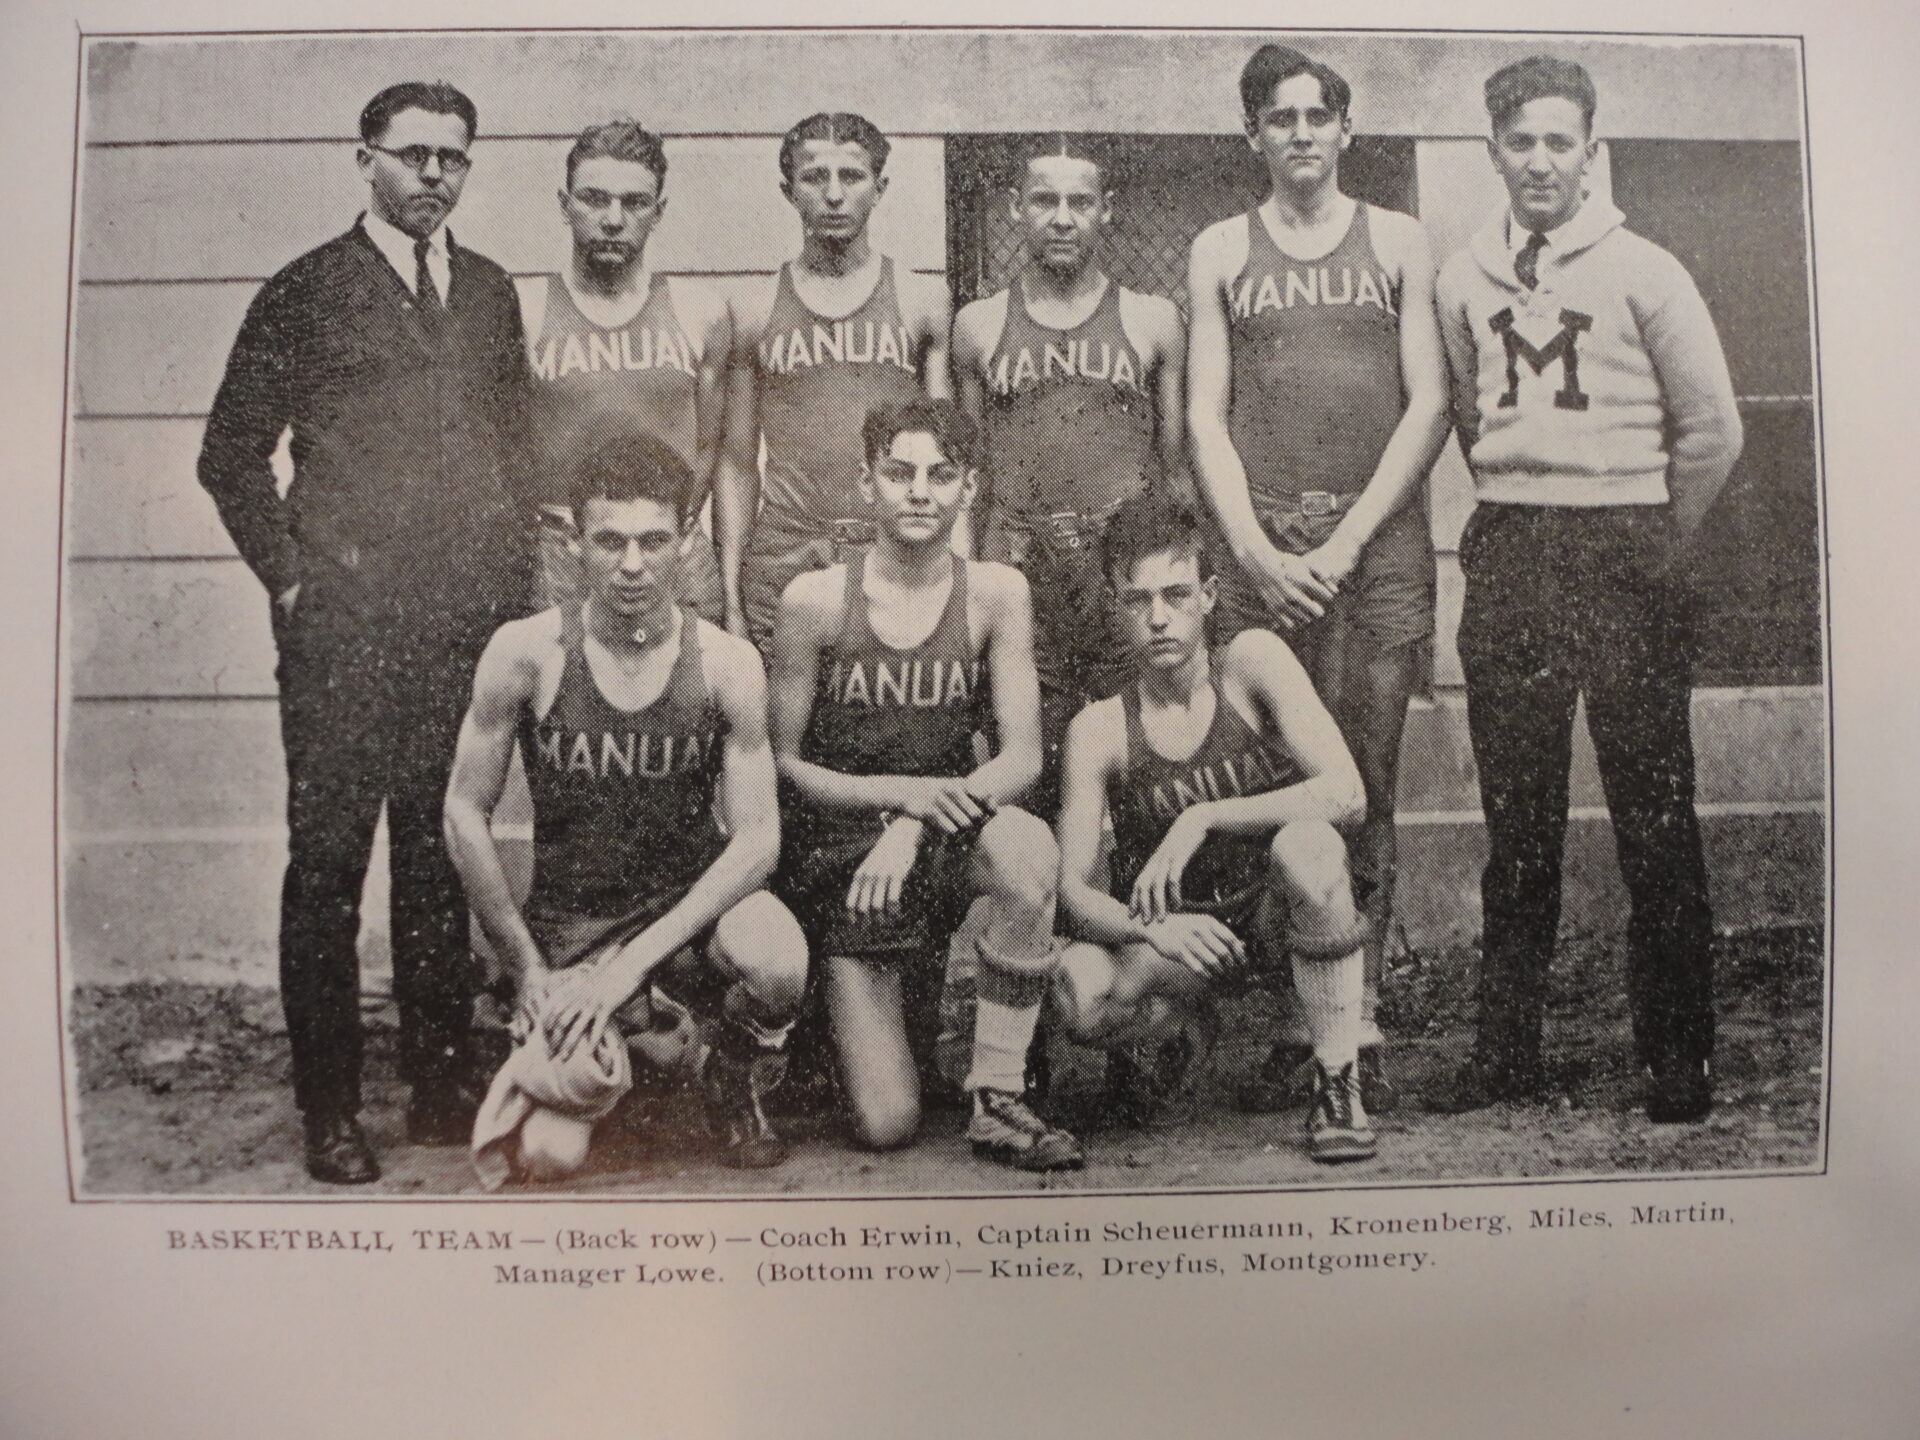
{"left": 516, "top": 273, "right": 553, "bottom": 350}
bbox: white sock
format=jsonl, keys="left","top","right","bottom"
{"left": 1292, "top": 948, "right": 1363, "bottom": 1071}
{"left": 966, "top": 995, "right": 1042, "bottom": 1096}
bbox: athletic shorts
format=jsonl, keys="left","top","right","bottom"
{"left": 523, "top": 903, "right": 724, "bottom": 1021}
{"left": 1211, "top": 496, "right": 1435, "bottom": 669}
{"left": 742, "top": 509, "right": 875, "bottom": 650}
{"left": 777, "top": 821, "right": 978, "bottom": 964}
{"left": 537, "top": 511, "right": 725, "bottom": 624}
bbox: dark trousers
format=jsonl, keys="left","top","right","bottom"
{"left": 273, "top": 575, "right": 499, "bottom": 1122}
{"left": 1457, "top": 504, "right": 1714, "bottom": 1077}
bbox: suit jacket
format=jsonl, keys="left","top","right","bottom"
{"left": 198, "top": 219, "right": 532, "bottom": 622}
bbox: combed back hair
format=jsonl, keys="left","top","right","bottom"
{"left": 862, "top": 397, "right": 980, "bottom": 471}
{"left": 360, "top": 81, "right": 477, "bottom": 145}
{"left": 779, "top": 112, "right": 891, "bottom": 182}
{"left": 565, "top": 118, "right": 668, "bottom": 190}
{"left": 1239, "top": 44, "right": 1352, "bottom": 125}
{"left": 1013, "top": 132, "right": 1115, "bottom": 191}
{"left": 568, "top": 430, "right": 695, "bottom": 527}
{"left": 1101, "top": 492, "right": 1214, "bottom": 588}
{"left": 1484, "top": 55, "right": 1598, "bottom": 134}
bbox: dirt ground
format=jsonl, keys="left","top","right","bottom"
{"left": 67, "top": 926, "right": 1824, "bottom": 1198}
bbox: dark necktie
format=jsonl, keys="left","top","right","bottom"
{"left": 413, "top": 236, "right": 443, "bottom": 321}
{"left": 1515, "top": 229, "right": 1548, "bottom": 291}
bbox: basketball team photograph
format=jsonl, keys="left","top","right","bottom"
{"left": 56, "top": 27, "right": 1828, "bottom": 1197}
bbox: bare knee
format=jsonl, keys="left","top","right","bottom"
{"left": 1268, "top": 819, "right": 1352, "bottom": 905}
{"left": 850, "top": 1096, "right": 920, "bottom": 1151}
{"left": 975, "top": 809, "right": 1059, "bottom": 917}
{"left": 518, "top": 1109, "right": 594, "bottom": 1183}
{"left": 712, "top": 893, "right": 809, "bottom": 1014}
{"left": 1054, "top": 941, "right": 1118, "bottom": 1041}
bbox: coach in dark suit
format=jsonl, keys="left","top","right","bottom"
{"left": 198, "top": 81, "right": 531, "bottom": 1183}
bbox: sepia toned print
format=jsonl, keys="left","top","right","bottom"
{"left": 59, "top": 27, "right": 1825, "bottom": 1197}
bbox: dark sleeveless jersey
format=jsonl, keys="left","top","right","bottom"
{"left": 797, "top": 551, "right": 989, "bottom": 845}
{"left": 521, "top": 605, "right": 726, "bottom": 918}
{"left": 756, "top": 257, "right": 925, "bottom": 524}
{"left": 982, "top": 277, "right": 1157, "bottom": 525}
{"left": 1107, "top": 675, "right": 1303, "bottom": 908}
{"left": 1227, "top": 203, "right": 1404, "bottom": 504}
{"left": 527, "top": 274, "right": 700, "bottom": 507}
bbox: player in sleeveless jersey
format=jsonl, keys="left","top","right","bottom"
{"left": 952, "top": 135, "right": 1188, "bottom": 817}
{"left": 722, "top": 112, "right": 951, "bottom": 648}
{"left": 769, "top": 397, "right": 1081, "bottom": 1172}
{"left": 445, "top": 433, "right": 808, "bottom": 1179}
{"left": 1187, "top": 45, "right": 1452, "bottom": 1112}
{"left": 1050, "top": 495, "right": 1376, "bottom": 1162}
{"left": 519, "top": 120, "right": 731, "bottom": 623}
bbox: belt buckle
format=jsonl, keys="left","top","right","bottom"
{"left": 1045, "top": 510, "right": 1089, "bottom": 551}
{"left": 1299, "top": 491, "right": 1339, "bottom": 518}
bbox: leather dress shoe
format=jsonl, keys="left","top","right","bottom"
{"left": 407, "top": 1076, "right": 486, "bottom": 1146}
{"left": 304, "top": 1114, "right": 380, "bottom": 1185}
{"left": 1646, "top": 1055, "right": 1713, "bottom": 1124}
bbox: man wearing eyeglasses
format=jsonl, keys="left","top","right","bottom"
{"left": 198, "top": 81, "right": 532, "bottom": 1185}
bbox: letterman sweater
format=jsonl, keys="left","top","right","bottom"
{"left": 1435, "top": 199, "right": 1742, "bottom": 507}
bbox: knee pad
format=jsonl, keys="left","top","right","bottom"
{"left": 976, "top": 933, "right": 1061, "bottom": 980}
{"left": 1290, "top": 915, "right": 1372, "bottom": 961}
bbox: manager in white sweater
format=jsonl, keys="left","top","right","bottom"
{"left": 1431, "top": 55, "right": 1743, "bottom": 1123}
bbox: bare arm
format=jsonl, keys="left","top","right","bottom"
{"left": 909, "top": 270, "right": 953, "bottom": 401}
{"left": 950, "top": 297, "right": 996, "bottom": 556}
{"left": 1124, "top": 290, "right": 1194, "bottom": 506}
{"left": 1184, "top": 223, "right": 1332, "bottom": 627}
{"left": 442, "top": 622, "right": 548, "bottom": 983}
{"left": 1056, "top": 702, "right": 1145, "bottom": 945}
{"left": 716, "top": 280, "right": 769, "bottom": 635}
{"left": 688, "top": 282, "right": 733, "bottom": 521}
{"left": 1310, "top": 216, "right": 1451, "bottom": 583}
{"left": 967, "top": 565, "right": 1043, "bottom": 806}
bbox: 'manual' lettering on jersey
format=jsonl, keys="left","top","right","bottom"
{"left": 533, "top": 725, "right": 710, "bottom": 781}
{"left": 1490, "top": 307, "right": 1593, "bottom": 412}
{"left": 1231, "top": 265, "right": 1397, "bottom": 320}
{"left": 760, "top": 321, "right": 915, "bottom": 375}
{"left": 531, "top": 327, "right": 697, "bottom": 383}
{"left": 822, "top": 657, "right": 981, "bottom": 709}
{"left": 988, "top": 339, "right": 1142, "bottom": 397}
{"left": 1148, "top": 747, "right": 1296, "bottom": 823}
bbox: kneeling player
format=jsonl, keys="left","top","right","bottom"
{"left": 1051, "top": 495, "right": 1376, "bottom": 1162}
{"left": 445, "top": 433, "right": 807, "bottom": 1181}
{"left": 770, "top": 397, "right": 1081, "bottom": 1172}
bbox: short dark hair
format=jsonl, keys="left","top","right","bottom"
{"left": 1484, "top": 55, "right": 1598, "bottom": 134}
{"left": 1239, "top": 44, "right": 1352, "bottom": 126}
{"left": 1013, "top": 132, "right": 1115, "bottom": 191}
{"left": 779, "top": 112, "right": 891, "bottom": 183}
{"left": 861, "top": 397, "right": 979, "bottom": 471}
{"left": 359, "top": 81, "right": 478, "bottom": 146}
{"left": 565, "top": 118, "right": 668, "bottom": 191}
{"left": 568, "top": 431, "right": 694, "bottom": 527}
{"left": 1101, "top": 492, "right": 1213, "bottom": 588}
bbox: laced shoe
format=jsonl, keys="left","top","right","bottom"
{"left": 1307, "top": 1059, "right": 1377, "bottom": 1164}
{"left": 967, "top": 1088, "right": 1085, "bottom": 1172}
{"left": 703, "top": 1047, "right": 790, "bottom": 1169}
